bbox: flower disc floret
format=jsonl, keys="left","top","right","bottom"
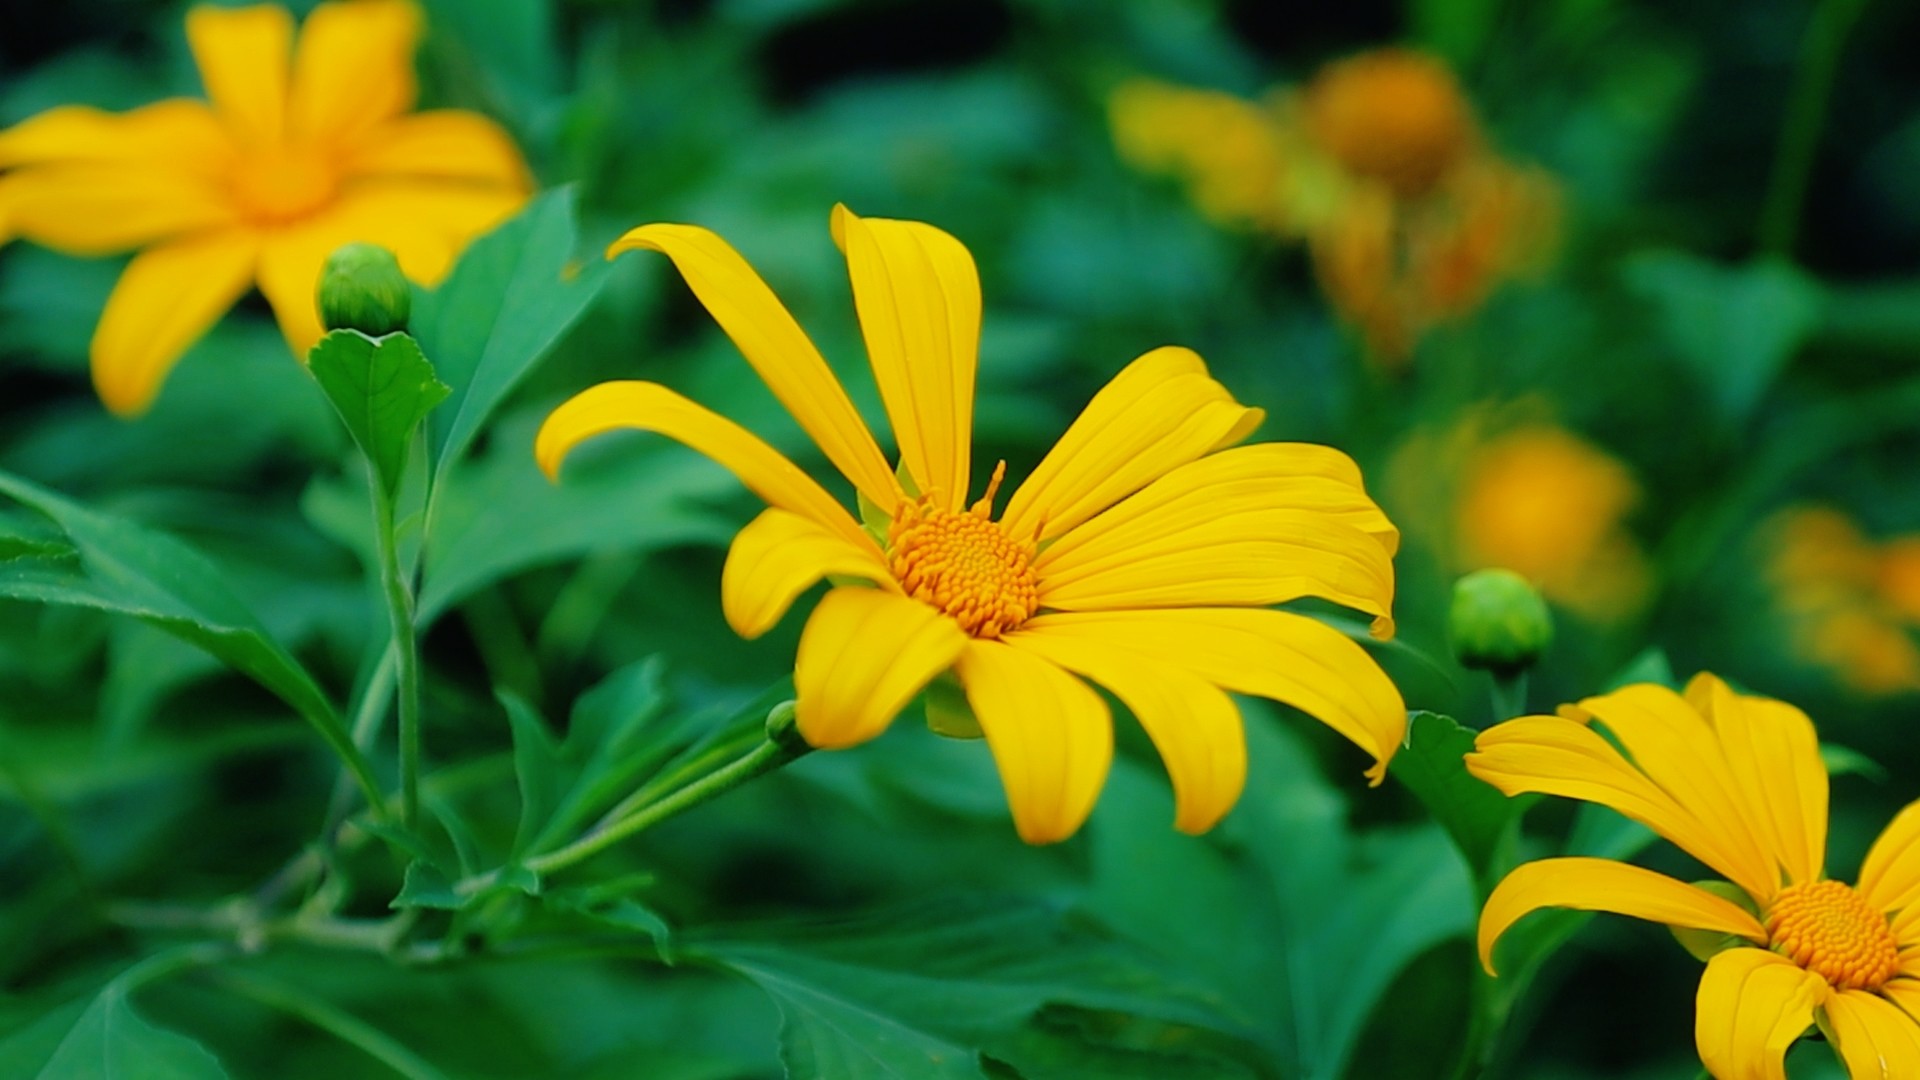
{"left": 888, "top": 487, "right": 1039, "bottom": 639}
{"left": 1765, "top": 879, "right": 1900, "bottom": 991}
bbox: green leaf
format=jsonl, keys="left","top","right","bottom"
{"left": 306, "top": 330, "right": 450, "bottom": 500}
{"left": 1822, "top": 743, "right": 1887, "bottom": 782}
{"left": 0, "top": 963, "right": 228, "bottom": 1078}
{"left": 1391, "top": 711, "right": 1524, "bottom": 890}
{"left": 416, "top": 188, "right": 608, "bottom": 482}
{"left": 392, "top": 860, "right": 463, "bottom": 911}
{"left": 1625, "top": 252, "right": 1824, "bottom": 426}
{"left": 1603, "top": 646, "right": 1677, "bottom": 691}
{"left": 690, "top": 897, "right": 1252, "bottom": 1080}
{"left": 499, "top": 691, "right": 561, "bottom": 859}
{"left": 0, "top": 473, "right": 377, "bottom": 809}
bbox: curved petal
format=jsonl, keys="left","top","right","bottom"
{"left": 1468, "top": 715, "right": 1778, "bottom": 903}
{"left": 1564, "top": 682, "right": 1784, "bottom": 902}
{"left": 187, "top": 3, "right": 292, "bottom": 145}
{"left": 1695, "top": 947, "right": 1826, "bottom": 1080}
{"left": 1477, "top": 857, "right": 1768, "bottom": 976}
{"left": 1000, "top": 346, "right": 1264, "bottom": 542}
{"left": 1881, "top": 979, "right": 1920, "bottom": 1026}
{"left": 1007, "top": 626, "right": 1243, "bottom": 834}
{"left": 346, "top": 111, "right": 533, "bottom": 189}
{"left": 1859, "top": 801, "right": 1920, "bottom": 915}
{"left": 535, "top": 381, "right": 877, "bottom": 553}
{"left": 1822, "top": 989, "right": 1920, "bottom": 1079}
{"left": 1038, "top": 441, "right": 1399, "bottom": 564}
{"left": 721, "top": 508, "right": 895, "bottom": 639}
{"left": 0, "top": 100, "right": 232, "bottom": 171}
{"left": 1687, "top": 672, "right": 1828, "bottom": 889}
{"left": 607, "top": 223, "right": 897, "bottom": 513}
{"left": 1034, "top": 511, "right": 1396, "bottom": 637}
{"left": 0, "top": 165, "right": 236, "bottom": 255}
{"left": 90, "top": 229, "right": 259, "bottom": 416}
{"left": 1021, "top": 607, "right": 1403, "bottom": 784}
{"left": 794, "top": 587, "right": 967, "bottom": 749}
{"left": 833, "top": 205, "right": 978, "bottom": 511}
{"left": 956, "top": 638, "right": 1113, "bottom": 844}
{"left": 288, "top": 0, "right": 421, "bottom": 144}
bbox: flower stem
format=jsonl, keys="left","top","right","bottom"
{"left": 371, "top": 482, "right": 424, "bottom": 831}
{"left": 1489, "top": 671, "right": 1529, "bottom": 723}
{"left": 1757, "top": 0, "right": 1873, "bottom": 257}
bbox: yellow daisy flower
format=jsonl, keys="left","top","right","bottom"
{"left": 1473, "top": 674, "right": 1920, "bottom": 1077}
{"left": 0, "top": 0, "right": 532, "bottom": 415}
{"left": 535, "top": 206, "right": 1407, "bottom": 843}
{"left": 1764, "top": 507, "right": 1920, "bottom": 696}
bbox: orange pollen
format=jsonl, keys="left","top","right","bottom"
{"left": 886, "top": 463, "right": 1039, "bottom": 639}
{"left": 1765, "top": 879, "right": 1901, "bottom": 991}
{"left": 229, "top": 144, "right": 340, "bottom": 224}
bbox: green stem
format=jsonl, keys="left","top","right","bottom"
{"left": 211, "top": 970, "right": 450, "bottom": 1080}
{"left": 1757, "top": 0, "right": 1872, "bottom": 257}
{"left": 1489, "top": 671, "right": 1529, "bottom": 723}
{"left": 372, "top": 485, "right": 424, "bottom": 831}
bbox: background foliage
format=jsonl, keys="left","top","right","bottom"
{"left": 3, "top": 0, "right": 1919, "bottom": 1076}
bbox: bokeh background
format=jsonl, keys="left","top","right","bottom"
{"left": 4, "top": 0, "right": 1920, "bottom": 1076}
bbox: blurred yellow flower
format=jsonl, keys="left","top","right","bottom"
{"left": 1764, "top": 507, "right": 1920, "bottom": 696}
{"left": 1109, "top": 48, "right": 1559, "bottom": 365}
{"left": 536, "top": 206, "right": 1406, "bottom": 843}
{"left": 0, "top": 0, "right": 532, "bottom": 415}
{"left": 1389, "top": 412, "right": 1651, "bottom": 622}
{"left": 1473, "top": 674, "right": 1920, "bottom": 1078}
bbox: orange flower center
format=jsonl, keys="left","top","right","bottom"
{"left": 1765, "top": 879, "right": 1900, "bottom": 991}
{"left": 886, "top": 464, "right": 1039, "bottom": 639}
{"left": 230, "top": 144, "right": 340, "bottom": 224}
{"left": 1302, "top": 48, "right": 1476, "bottom": 199}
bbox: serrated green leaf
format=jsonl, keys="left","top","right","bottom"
{"left": 306, "top": 330, "right": 450, "bottom": 500}
{"left": 1391, "top": 711, "right": 1524, "bottom": 890}
{"left": 417, "top": 188, "right": 607, "bottom": 482}
{"left": 0, "top": 473, "right": 375, "bottom": 808}
{"left": 0, "top": 965, "right": 228, "bottom": 1079}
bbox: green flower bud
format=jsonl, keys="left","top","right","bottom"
{"left": 1450, "top": 568, "right": 1554, "bottom": 675}
{"left": 317, "top": 242, "right": 411, "bottom": 336}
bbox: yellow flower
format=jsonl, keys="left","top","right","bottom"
{"left": 1108, "top": 49, "right": 1559, "bottom": 366}
{"left": 0, "top": 0, "right": 532, "bottom": 415}
{"left": 1473, "top": 674, "right": 1920, "bottom": 1078}
{"left": 535, "top": 207, "right": 1407, "bottom": 843}
{"left": 1763, "top": 507, "right": 1920, "bottom": 696}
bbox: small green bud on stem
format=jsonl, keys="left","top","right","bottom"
{"left": 1449, "top": 568, "right": 1554, "bottom": 676}
{"left": 318, "top": 243, "right": 412, "bottom": 337}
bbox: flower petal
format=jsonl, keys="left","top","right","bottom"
{"left": 1021, "top": 607, "right": 1403, "bottom": 784}
{"left": 1000, "top": 346, "right": 1264, "bottom": 542}
{"left": 1859, "top": 800, "right": 1920, "bottom": 915}
{"left": 288, "top": 0, "right": 421, "bottom": 144}
{"left": 833, "top": 205, "right": 978, "bottom": 511}
{"left": 1007, "top": 626, "right": 1243, "bottom": 833}
{"left": 607, "top": 222, "right": 898, "bottom": 513}
{"left": 0, "top": 166, "right": 236, "bottom": 255}
{"left": 535, "top": 381, "right": 877, "bottom": 553}
{"left": 1035, "top": 509, "right": 1396, "bottom": 637}
{"left": 0, "top": 100, "right": 232, "bottom": 170}
{"left": 1694, "top": 947, "right": 1826, "bottom": 1080}
{"left": 1822, "top": 989, "right": 1920, "bottom": 1079}
{"left": 90, "top": 229, "right": 259, "bottom": 416}
{"left": 1563, "top": 682, "right": 1785, "bottom": 902}
{"left": 1687, "top": 672, "right": 1828, "bottom": 890}
{"left": 1477, "top": 857, "right": 1768, "bottom": 976}
{"left": 187, "top": 3, "right": 293, "bottom": 145}
{"left": 721, "top": 508, "right": 895, "bottom": 639}
{"left": 794, "top": 587, "right": 967, "bottom": 749}
{"left": 346, "top": 111, "right": 533, "bottom": 189}
{"left": 1880, "top": 979, "right": 1920, "bottom": 1026}
{"left": 955, "top": 638, "right": 1113, "bottom": 844}
{"left": 1468, "top": 714, "right": 1777, "bottom": 903}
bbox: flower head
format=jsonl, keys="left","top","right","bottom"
{"left": 0, "top": 1, "right": 532, "bottom": 414}
{"left": 1764, "top": 507, "right": 1920, "bottom": 696}
{"left": 1108, "top": 49, "right": 1559, "bottom": 365}
{"left": 1472, "top": 674, "right": 1920, "bottom": 1077}
{"left": 536, "top": 207, "right": 1406, "bottom": 842}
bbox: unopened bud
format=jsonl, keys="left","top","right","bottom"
{"left": 318, "top": 243, "right": 411, "bottom": 336}
{"left": 1450, "top": 568, "right": 1553, "bottom": 675}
